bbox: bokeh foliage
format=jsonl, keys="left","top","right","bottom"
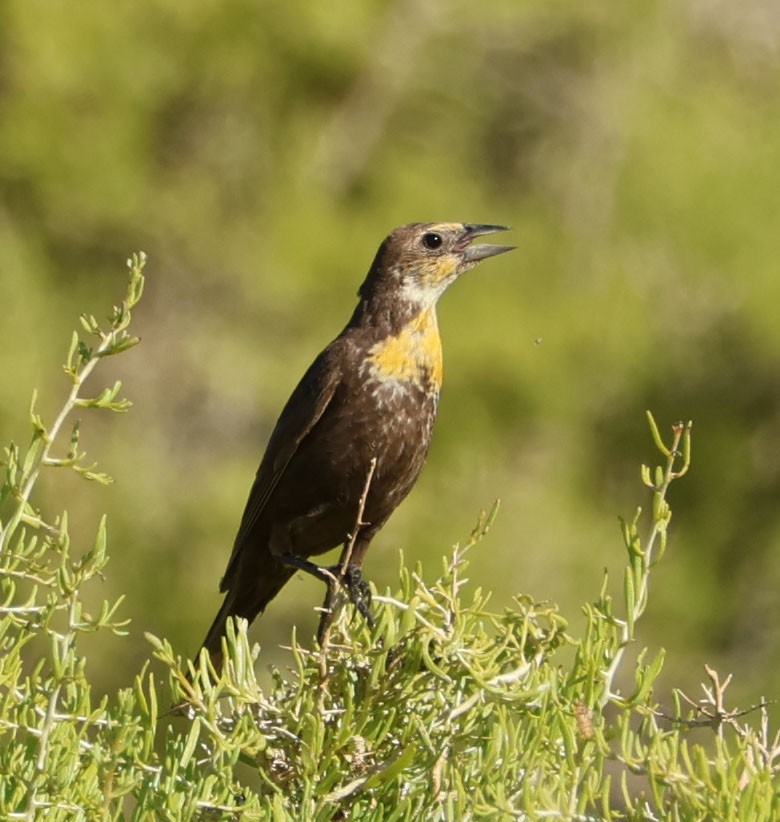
{"left": 1, "top": 0, "right": 779, "bottom": 709}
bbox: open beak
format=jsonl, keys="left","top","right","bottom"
{"left": 460, "top": 224, "right": 515, "bottom": 263}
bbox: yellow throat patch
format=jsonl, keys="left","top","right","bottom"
{"left": 366, "top": 308, "right": 443, "bottom": 387}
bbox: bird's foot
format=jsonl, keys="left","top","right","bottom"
{"left": 324, "top": 563, "right": 374, "bottom": 628}
{"left": 341, "top": 563, "right": 375, "bottom": 628}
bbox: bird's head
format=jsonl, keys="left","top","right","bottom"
{"left": 359, "top": 222, "right": 514, "bottom": 309}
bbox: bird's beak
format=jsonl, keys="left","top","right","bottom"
{"left": 460, "top": 224, "right": 515, "bottom": 263}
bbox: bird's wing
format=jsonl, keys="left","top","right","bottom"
{"left": 219, "top": 344, "right": 344, "bottom": 592}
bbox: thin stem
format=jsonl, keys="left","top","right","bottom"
{"left": 1, "top": 337, "right": 109, "bottom": 556}
{"left": 338, "top": 456, "right": 378, "bottom": 575}
{"left": 600, "top": 418, "right": 691, "bottom": 707}
{"left": 25, "top": 590, "right": 81, "bottom": 820}
{"left": 0, "top": 252, "right": 144, "bottom": 554}
{"left": 317, "top": 457, "right": 377, "bottom": 686}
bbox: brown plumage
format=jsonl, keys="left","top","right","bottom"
{"left": 200, "top": 222, "right": 514, "bottom": 669}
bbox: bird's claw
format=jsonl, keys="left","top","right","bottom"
{"left": 333, "top": 563, "right": 375, "bottom": 628}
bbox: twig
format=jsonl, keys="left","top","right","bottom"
{"left": 600, "top": 416, "right": 692, "bottom": 707}
{"left": 317, "top": 457, "right": 377, "bottom": 688}
{"left": 653, "top": 664, "right": 774, "bottom": 736}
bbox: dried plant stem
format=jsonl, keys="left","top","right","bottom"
{"left": 317, "top": 457, "right": 377, "bottom": 683}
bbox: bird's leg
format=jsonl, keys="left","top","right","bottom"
{"left": 336, "top": 523, "right": 377, "bottom": 622}
{"left": 315, "top": 534, "right": 376, "bottom": 645}
{"left": 317, "top": 458, "right": 378, "bottom": 644}
{"left": 269, "top": 548, "right": 369, "bottom": 595}
{"left": 270, "top": 549, "right": 374, "bottom": 630}
{"left": 271, "top": 551, "right": 346, "bottom": 593}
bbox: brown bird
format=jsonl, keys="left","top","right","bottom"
{"left": 200, "top": 222, "right": 514, "bottom": 669}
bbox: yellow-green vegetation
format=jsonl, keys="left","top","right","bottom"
{"left": 1, "top": 257, "right": 777, "bottom": 819}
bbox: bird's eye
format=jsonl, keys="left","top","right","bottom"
{"left": 421, "top": 232, "right": 443, "bottom": 250}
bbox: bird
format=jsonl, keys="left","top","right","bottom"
{"left": 199, "top": 222, "right": 514, "bottom": 670}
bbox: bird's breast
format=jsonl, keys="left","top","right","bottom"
{"left": 361, "top": 307, "right": 443, "bottom": 392}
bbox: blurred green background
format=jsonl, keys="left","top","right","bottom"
{"left": 2, "top": 0, "right": 779, "bottom": 708}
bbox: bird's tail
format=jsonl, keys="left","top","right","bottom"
{"left": 197, "top": 567, "right": 295, "bottom": 673}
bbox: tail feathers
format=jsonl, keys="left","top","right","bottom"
{"left": 197, "top": 566, "right": 295, "bottom": 672}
